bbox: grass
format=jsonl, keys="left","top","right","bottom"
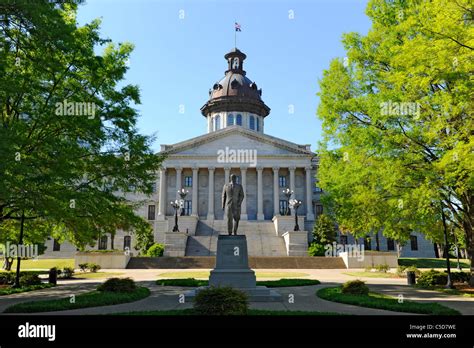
{"left": 399, "top": 258, "right": 470, "bottom": 269}
{"left": 115, "top": 308, "right": 342, "bottom": 316}
{"left": 7, "top": 259, "right": 74, "bottom": 270}
{"left": 437, "top": 288, "right": 474, "bottom": 298}
{"left": 157, "top": 271, "right": 309, "bottom": 279}
{"left": 343, "top": 272, "right": 400, "bottom": 278}
{"left": 4, "top": 287, "right": 150, "bottom": 313}
{"left": 73, "top": 272, "right": 124, "bottom": 279}
{"left": 156, "top": 278, "right": 320, "bottom": 287}
{"left": 0, "top": 283, "right": 55, "bottom": 296}
{"left": 317, "top": 286, "right": 460, "bottom": 315}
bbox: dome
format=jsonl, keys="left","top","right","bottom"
{"left": 201, "top": 48, "right": 270, "bottom": 117}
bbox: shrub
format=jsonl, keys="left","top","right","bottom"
{"left": 446, "top": 271, "right": 470, "bottom": 283}
{"left": 97, "top": 277, "right": 137, "bottom": 293}
{"left": 19, "top": 273, "right": 42, "bottom": 286}
{"left": 375, "top": 264, "right": 390, "bottom": 273}
{"left": 88, "top": 263, "right": 101, "bottom": 273}
{"left": 146, "top": 243, "right": 164, "bottom": 257}
{"left": 365, "top": 266, "right": 373, "bottom": 272}
{"left": 308, "top": 243, "right": 325, "bottom": 256}
{"left": 417, "top": 269, "right": 447, "bottom": 288}
{"left": 79, "top": 263, "right": 88, "bottom": 272}
{"left": 61, "top": 267, "right": 75, "bottom": 279}
{"left": 341, "top": 280, "right": 369, "bottom": 295}
{"left": 0, "top": 272, "right": 14, "bottom": 285}
{"left": 194, "top": 286, "right": 249, "bottom": 315}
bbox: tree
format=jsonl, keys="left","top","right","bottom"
{"left": 317, "top": 0, "right": 473, "bottom": 284}
{"left": 0, "top": 2, "right": 163, "bottom": 282}
{"left": 312, "top": 214, "right": 337, "bottom": 245}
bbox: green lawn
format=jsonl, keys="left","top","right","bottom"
{"left": 343, "top": 271, "right": 400, "bottom": 278}
{"left": 0, "top": 283, "right": 55, "bottom": 296}
{"left": 7, "top": 259, "right": 74, "bottom": 270}
{"left": 157, "top": 271, "right": 310, "bottom": 279}
{"left": 73, "top": 272, "right": 124, "bottom": 279}
{"left": 317, "top": 286, "right": 459, "bottom": 315}
{"left": 4, "top": 287, "right": 150, "bottom": 313}
{"left": 399, "top": 258, "right": 470, "bottom": 269}
{"left": 116, "top": 308, "right": 342, "bottom": 316}
{"left": 156, "top": 278, "right": 320, "bottom": 287}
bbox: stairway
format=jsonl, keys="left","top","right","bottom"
{"left": 185, "top": 220, "right": 288, "bottom": 257}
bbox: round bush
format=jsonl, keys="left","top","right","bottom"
{"left": 97, "top": 277, "right": 137, "bottom": 293}
{"left": 194, "top": 286, "right": 249, "bottom": 315}
{"left": 19, "top": 273, "right": 42, "bottom": 287}
{"left": 341, "top": 280, "right": 369, "bottom": 295}
{"left": 417, "top": 269, "right": 447, "bottom": 288}
{"left": 308, "top": 243, "right": 325, "bottom": 256}
{"left": 146, "top": 243, "right": 164, "bottom": 257}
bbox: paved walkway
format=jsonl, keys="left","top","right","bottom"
{"left": 0, "top": 269, "right": 472, "bottom": 315}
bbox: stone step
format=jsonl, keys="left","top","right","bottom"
{"left": 127, "top": 256, "right": 346, "bottom": 269}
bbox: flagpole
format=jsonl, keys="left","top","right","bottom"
{"left": 234, "top": 20, "right": 237, "bottom": 48}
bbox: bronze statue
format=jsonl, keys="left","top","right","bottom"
{"left": 222, "top": 174, "right": 244, "bottom": 235}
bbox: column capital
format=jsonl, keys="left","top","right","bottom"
{"left": 256, "top": 166, "right": 264, "bottom": 171}
{"left": 224, "top": 166, "right": 231, "bottom": 171}
{"left": 192, "top": 165, "right": 199, "bottom": 171}
{"left": 305, "top": 166, "right": 312, "bottom": 171}
{"left": 240, "top": 166, "right": 248, "bottom": 172}
{"left": 208, "top": 166, "right": 215, "bottom": 172}
{"left": 272, "top": 166, "right": 279, "bottom": 172}
{"left": 175, "top": 166, "right": 182, "bottom": 172}
{"left": 289, "top": 166, "right": 296, "bottom": 171}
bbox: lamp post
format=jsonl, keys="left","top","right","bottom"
{"left": 177, "top": 188, "right": 189, "bottom": 216}
{"left": 282, "top": 188, "right": 293, "bottom": 216}
{"left": 289, "top": 198, "right": 302, "bottom": 231}
{"left": 170, "top": 199, "right": 184, "bottom": 232}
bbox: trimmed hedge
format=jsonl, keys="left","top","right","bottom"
{"left": 194, "top": 287, "right": 248, "bottom": 315}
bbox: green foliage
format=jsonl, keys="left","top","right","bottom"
{"left": 374, "top": 264, "right": 390, "bottom": 273}
{"left": 97, "top": 277, "right": 137, "bottom": 293}
{"left": 341, "top": 280, "right": 369, "bottom": 295}
{"left": 194, "top": 287, "right": 249, "bottom": 315}
{"left": 417, "top": 269, "right": 448, "bottom": 287}
{"left": 78, "top": 263, "right": 88, "bottom": 272}
{"left": 317, "top": 287, "right": 459, "bottom": 315}
{"left": 19, "top": 273, "right": 42, "bottom": 286}
{"left": 0, "top": 283, "right": 54, "bottom": 296}
{"left": 398, "top": 258, "right": 471, "bottom": 269}
{"left": 4, "top": 287, "right": 150, "bottom": 313}
{"left": 60, "top": 267, "right": 74, "bottom": 279}
{"left": 316, "top": 0, "right": 474, "bottom": 283}
{"left": 156, "top": 278, "right": 207, "bottom": 287}
{"left": 312, "top": 214, "right": 337, "bottom": 244}
{"left": 397, "top": 265, "right": 421, "bottom": 277}
{"left": 155, "top": 278, "right": 321, "bottom": 288}
{"left": 88, "top": 263, "right": 101, "bottom": 273}
{"left": 308, "top": 243, "right": 326, "bottom": 256}
{"left": 146, "top": 243, "right": 164, "bottom": 257}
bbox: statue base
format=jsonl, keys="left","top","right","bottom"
{"left": 185, "top": 235, "right": 282, "bottom": 302}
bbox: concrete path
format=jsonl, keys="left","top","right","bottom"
{"left": 0, "top": 269, "right": 472, "bottom": 315}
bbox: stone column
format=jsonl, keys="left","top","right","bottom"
{"left": 207, "top": 167, "right": 215, "bottom": 220}
{"left": 192, "top": 167, "right": 199, "bottom": 217}
{"left": 175, "top": 167, "right": 182, "bottom": 199}
{"left": 223, "top": 167, "right": 231, "bottom": 220}
{"left": 289, "top": 166, "right": 296, "bottom": 214}
{"left": 305, "top": 166, "right": 315, "bottom": 221}
{"left": 257, "top": 166, "right": 264, "bottom": 220}
{"left": 273, "top": 167, "right": 280, "bottom": 217}
{"left": 240, "top": 167, "right": 248, "bottom": 220}
{"left": 158, "top": 167, "right": 167, "bottom": 220}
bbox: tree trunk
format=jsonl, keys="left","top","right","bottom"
{"left": 433, "top": 243, "right": 440, "bottom": 258}
{"left": 13, "top": 211, "right": 25, "bottom": 288}
{"left": 3, "top": 257, "right": 13, "bottom": 271}
{"left": 110, "top": 234, "right": 115, "bottom": 250}
{"left": 375, "top": 232, "right": 380, "bottom": 251}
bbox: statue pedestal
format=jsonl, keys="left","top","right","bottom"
{"left": 186, "top": 235, "right": 282, "bottom": 302}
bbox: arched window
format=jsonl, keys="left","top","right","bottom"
{"left": 99, "top": 236, "right": 108, "bottom": 250}
{"left": 214, "top": 115, "right": 221, "bottom": 131}
{"left": 227, "top": 114, "right": 234, "bottom": 126}
{"left": 249, "top": 115, "right": 255, "bottom": 130}
{"left": 124, "top": 236, "right": 131, "bottom": 251}
{"left": 236, "top": 114, "right": 242, "bottom": 126}
{"left": 256, "top": 117, "right": 260, "bottom": 132}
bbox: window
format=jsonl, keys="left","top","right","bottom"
{"left": 410, "top": 235, "right": 418, "bottom": 251}
{"left": 364, "top": 236, "right": 372, "bottom": 251}
{"left": 279, "top": 176, "right": 287, "bottom": 187}
{"left": 184, "top": 200, "right": 192, "bottom": 216}
{"left": 256, "top": 117, "right": 260, "bottom": 131}
{"left": 315, "top": 204, "right": 323, "bottom": 215}
{"left": 53, "top": 239, "right": 61, "bottom": 252}
{"left": 227, "top": 114, "right": 234, "bottom": 126}
{"left": 236, "top": 114, "right": 242, "bottom": 126}
{"left": 249, "top": 115, "right": 255, "bottom": 130}
{"left": 124, "top": 236, "right": 131, "bottom": 251}
{"left": 214, "top": 115, "right": 221, "bottom": 131}
{"left": 151, "top": 182, "right": 157, "bottom": 193}
{"left": 279, "top": 200, "right": 289, "bottom": 215}
{"left": 148, "top": 204, "right": 156, "bottom": 220}
{"left": 99, "top": 236, "right": 108, "bottom": 250}
{"left": 185, "top": 176, "right": 192, "bottom": 187}
{"left": 387, "top": 238, "right": 395, "bottom": 251}
{"left": 340, "top": 235, "right": 348, "bottom": 245}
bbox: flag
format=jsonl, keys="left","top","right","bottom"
{"left": 235, "top": 22, "right": 241, "bottom": 32}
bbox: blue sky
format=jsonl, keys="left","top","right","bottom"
{"left": 77, "top": 0, "right": 372, "bottom": 152}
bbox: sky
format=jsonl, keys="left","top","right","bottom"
{"left": 76, "top": 0, "right": 372, "bottom": 152}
